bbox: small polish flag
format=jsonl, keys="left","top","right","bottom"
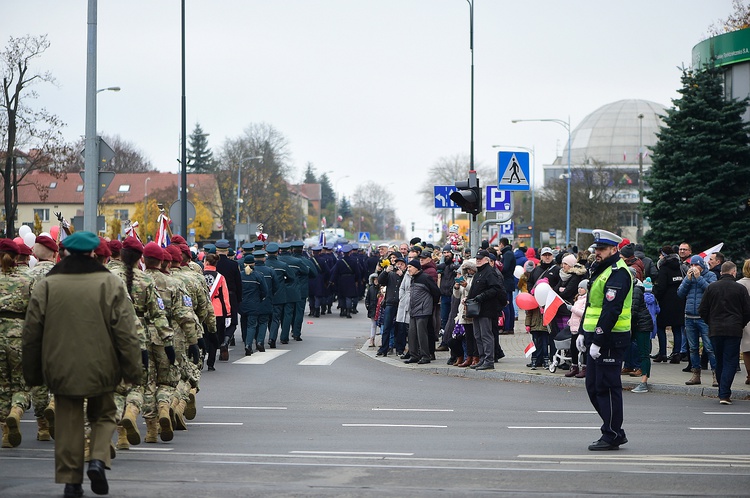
{"left": 543, "top": 290, "right": 566, "bottom": 326}
{"left": 524, "top": 342, "right": 536, "bottom": 358}
{"left": 698, "top": 242, "right": 723, "bottom": 262}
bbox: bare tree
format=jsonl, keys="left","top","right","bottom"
{"left": 56, "top": 134, "right": 155, "bottom": 173}
{"left": 352, "top": 181, "right": 397, "bottom": 239}
{"left": 1, "top": 34, "right": 66, "bottom": 237}
{"left": 417, "top": 153, "right": 492, "bottom": 215}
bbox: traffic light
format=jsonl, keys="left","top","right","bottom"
{"left": 411, "top": 222, "right": 415, "bottom": 232}
{"left": 450, "top": 170, "right": 482, "bottom": 216}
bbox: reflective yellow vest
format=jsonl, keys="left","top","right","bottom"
{"left": 582, "top": 259, "right": 632, "bottom": 333}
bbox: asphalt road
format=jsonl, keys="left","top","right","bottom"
{"left": 2, "top": 310, "right": 749, "bottom": 497}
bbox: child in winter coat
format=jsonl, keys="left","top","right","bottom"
{"left": 631, "top": 277, "right": 660, "bottom": 392}
{"left": 365, "top": 273, "right": 380, "bottom": 347}
{"left": 564, "top": 279, "right": 588, "bottom": 378}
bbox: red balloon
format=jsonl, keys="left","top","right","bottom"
{"left": 13, "top": 237, "right": 24, "bottom": 246}
{"left": 50, "top": 225, "right": 60, "bottom": 240}
{"left": 516, "top": 292, "right": 539, "bottom": 311}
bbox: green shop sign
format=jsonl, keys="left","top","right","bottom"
{"left": 693, "top": 28, "right": 750, "bottom": 68}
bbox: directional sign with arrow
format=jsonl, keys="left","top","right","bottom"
{"left": 434, "top": 185, "right": 458, "bottom": 209}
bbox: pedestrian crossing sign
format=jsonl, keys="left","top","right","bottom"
{"left": 358, "top": 232, "right": 370, "bottom": 243}
{"left": 497, "top": 151, "right": 530, "bottom": 191}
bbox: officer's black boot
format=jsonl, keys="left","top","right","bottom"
{"left": 314, "top": 307, "right": 320, "bottom": 318}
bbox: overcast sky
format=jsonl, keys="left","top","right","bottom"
{"left": 2, "top": 1, "right": 732, "bottom": 242}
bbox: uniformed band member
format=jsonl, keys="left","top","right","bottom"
{"left": 265, "top": 243, "right": 294, "bottom": 348}
{"left": 22, "top": 231, "right": 142, "bottom": 498}
{"left": 247, "top": 250, "right": 278, "bottom": 352}
{"left": 578, "top": 229, "right": 632, "bottom": 451}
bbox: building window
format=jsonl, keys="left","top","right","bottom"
{"left": 34, "top": 208, "right": 50, "bottom": 222}
{"left": 76, "top": 184, "right": 84, "bottom": 192}
{"left": 114, "top": 209, "right": 129, "bottom": 220}
{"left": 118, "top": 184, "right": 130, "bottom": 192}
{"left": 49, "top": 182, "right": 57, "bottom": 189}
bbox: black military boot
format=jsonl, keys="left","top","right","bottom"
{"left": 314, "top": 307, "right": 320, "bottom": 317}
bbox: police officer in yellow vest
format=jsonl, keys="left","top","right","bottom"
{"left": 578, "top": 229, "right": 632, "bottom": 451}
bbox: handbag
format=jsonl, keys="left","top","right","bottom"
{"left": 465, "top": 298, "right": 481, "bottom": 318}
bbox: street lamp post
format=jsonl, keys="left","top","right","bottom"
{"left": 512, "top": 117, "right": 571, "bottom": 247}
{"left": 235, "top": 156, "right": 263, "bottom": 246}
{"left": 637, "top": 113, "right": 644, "bottom": 242}
{"left": 333, "top": 175, "right": 350, "bottom": 230}
{"left": 492, "top": 144, "right": 535, "bottom": 247}
{"left": 144, "top": 176, "right": 151, "bottom": 236}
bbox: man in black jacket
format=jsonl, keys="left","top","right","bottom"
{"left": 698, "top": 261, "right": 750, "bottom": 405}
{"left": 466, "top": 250, "right": 506, "bottom": 370}
{"left": 436, "top": 245, "right": 459, "bottom": 350}
{"left": 377, "top": 257, "right": 405, "bottom": 356}
{"left": 215, "top": 239, "right": 243, "bottom": 359}
{"left": 404, "top": 260, "right": 440, "bottom": 365}
{"left": 497, "top": 238, "right": 517, "bottom": 334}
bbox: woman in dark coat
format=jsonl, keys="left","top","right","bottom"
{"left": 653, "top": 245, "right": 686, "bottom": 363}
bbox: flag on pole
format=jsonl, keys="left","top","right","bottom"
{"left": 318, "top": 230, "right": 326, "bottom": 247}
{"left": 155, "top": 213, "right": 171, "bottom": 247}
{"left": 698, "top": 242, "right": 724, "bottom": 262}
{"left": 124, "top": 221, "right": 143, "bottom": 244}
{"left": 543, "top": 289, "right": 566, "bottom": 326}
{"left": 524, "top": 342, "right": 537, "bottom": 358}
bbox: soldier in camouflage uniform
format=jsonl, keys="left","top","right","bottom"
{"left": 0, "top": 239, "right": 35, "bottom": 448}
{"left": 22, "top": 235, "right": 60, "bottom": 442}
{"left": 166, "top": 244, "right": 214, "bottom": 421}
{"left": 110, "top": 238, "right": 174, "bottom": 446}
{"left": 105, "top": 239, "right": 124, "bottom": 273}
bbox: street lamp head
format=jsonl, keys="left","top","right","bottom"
{"left": 96, "top": 86, "right": 121, "bottom": 93}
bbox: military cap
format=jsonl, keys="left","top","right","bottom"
{"left": 143, "top": 242, "right": 165, "bottom": 260}
{"left": 0, "top": 238, "right": 20, "bottom": 254}
{"left": 311, "top": 245, "right": 323, "bottom": 251}
{"left": 253, "top": 240, "right": 265, "bottom": 249}
{"left": 252, "top": 250, "right": 267, "bottom": 258}
{"left": 351, "top": 242, "right": 360, "bottom": 250}
{"left": 203, "top": 243, "right": 216, "bottom": 254}
{"left": 94, "top": 237, "right": 111, "bottom": 258}
{"left": 592, "top": 229, "right": 622, "bottom": 248}
{"left": 341, "top": 244, "right": 353, "bottom": 253}
{"left": 323, "top": 243, "right": 334, "bottom": 250}
{"left": 165, "top": 244, "right": 182, "bottom": 262}
{"left": 170, "top": 235, "right": 187, "bottom": 245}
{"left": 122, "top": 237, "right": 144, "bottom": 253}
{"left": 378, "top": 242, "right": 389, "bottom": 248}
{"left": 215, "top": 239, "right": 230, "bottom": 249}
{"left": 266, "top": 242, "right": 280, "bottom": 253}
{"left": 243, "top": 254, "right": 256, "bottom": 265}
{"left": 35, "top": 235, "right": 59, "bottom": 253}
{"left": 291, "top": 240, "right": 304, "bottom": 248}
{"left": 279, "top": 242, "right": 291, "bottom": 250}
{"left": 108, "top": 239, "right": 122, "bottom": 255}
{"left": 63, "top": 231, "right": 100, "bottom": 253}
{"left": 17, "top": 242, "right": 33, "bottom": 256}
{"left": 241, "top": 242, "right": 255, "bottom": 251}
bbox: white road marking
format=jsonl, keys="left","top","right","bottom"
{"left": 187, "top": 422, "right": 244, "bottom": 426}
{"left": 537, "top": 410, "right": 597, "bottom": 414}
{"left": 372, "top": 408, "right": 454, "bottom": 412}
{"left": 203, "top": 406, "right": 287, "bottom": 410}
{"left": 127, "top": 447, "right": 174, "bottom": 452}
{"left": 508, "top": 426, "right": 600, "bottom": 430}
{"left": 298, "top": 350, "right": 347, "bottom": 365}
{"left": 290, "top": 451, "right": 415, "bottom": 456}
{"left": 233, "top": 350, "right": 289, "bottom": 364}
{"left": 703, "top": 412, "right": 750, "bottom": 415}
{"left": 342, "top": 424, "right": 447, "bottom": 428}
{"left": 689, "top": 427, "right": 750, "bottom": 431}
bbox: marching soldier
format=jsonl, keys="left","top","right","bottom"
{"left": 239, "top": 255, "right": 269, "bottom": 355}
{"left": 290, "top": 241, "right": 317, "bottom": 340}
{"left": 265, "top": 243, "right": 294, "bottom": 348}
{"left": 249, "top": 250, "right": 279, "bottom": 352}
{"left": 278, "top": 242, "right": 306, "bottom": 344}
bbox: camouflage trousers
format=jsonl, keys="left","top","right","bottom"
{"left": 0, "top": 335, "right": 30, "bottom": 419}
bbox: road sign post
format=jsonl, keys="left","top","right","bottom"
{"left": 497, "top": 151, "right": 530, "bottom": 191}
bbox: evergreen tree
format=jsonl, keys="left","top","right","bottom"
{"left": 187, "top": 123, "right": 214, "bottom": 173}
{"left": 303, "top": 162, "right": 317, "bottom": 183}
{"left": 320, "top": 173, "right": 334, "bottom": 211}
{"left": 339, "top": 196, "right": 352, "bottom": 219}
{"left": 644, "top": 60, "right": 750, "bottom": 258}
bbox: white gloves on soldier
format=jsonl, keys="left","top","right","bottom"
{"left": 225, "top": 317, "right": 232, "bottom": 328}
{"left": 590, "top": 343, "right": 601, "bottom": 360}
{"left": 576, "top": 334, "right": 585, "bottom": 352}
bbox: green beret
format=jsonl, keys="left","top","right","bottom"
{"left": 63, "top": 231, "right": 101, "bottom": 253}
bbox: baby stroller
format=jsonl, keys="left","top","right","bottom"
{"left": 549, "top": 326, "right": 581, "bottom": 373}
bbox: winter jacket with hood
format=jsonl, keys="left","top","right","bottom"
{"left": 631, "top": 282, "right": 654, "bottom": 334}
{"left": 409, "top": 269, "right": 440, "bottom": 318}
{"left": 654, "top": 253, "right": 686, "bottom": 327}
{"left": 677, "top": 259, "right": 716, "bottom": 317}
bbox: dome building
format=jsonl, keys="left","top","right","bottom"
{"left": 543, "top": 99, "right": 667, "bottom": 242}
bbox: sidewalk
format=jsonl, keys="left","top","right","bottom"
{"left": 359, "top": 312, "right": 750, "bottom": 401}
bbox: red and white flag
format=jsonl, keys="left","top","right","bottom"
{"left": 524, "top": 342, "right": 536, "bottom": 358}
{"left": 543, "top": 289, "right": 566, "bottom": 326}
{"left": 124, "top": 221, "right": 143, "bottom": 244}
{"left": 155, "top": 213, "right": 171, "bottom": 248}
{"left": 698, "top": 242, "right": 723, "bottom": 262}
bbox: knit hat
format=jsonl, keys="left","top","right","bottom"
{"left": 620, "top": 243, "right": 635, "bottom": 258}
{"left": 690, "top": 255, "right": 707, "bottom": 269}
{"left": 562, "top": 254, "right": 577, "bottom": 267}
{"left": 618, "top": 238, "right": 631, "bottom": 250}
{"left": 524, "top": 260, "right": 535, "bottom": 272}
{"left": 578, "top": 279, "right": 589, "bottom": 290}
{"left": 643, "top": 277, "right": 653, "bottom": 292}
{"left": 407, "top": 259, "right": 421, "bottom": 270}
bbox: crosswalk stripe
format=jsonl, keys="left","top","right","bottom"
{"left": 233, "top": 350, "right": 289, "bottom": 364}
{"left": 298, "top": 350, "right": 347, "bottom": 365}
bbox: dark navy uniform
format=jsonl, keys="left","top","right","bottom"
{"left": 582, "top": 229, "right": 633, "bottom": 451}
{"left": 309, "top": 247, "right": 329, "bottom": 317}
{"left": 278, "top": 242, "right": 307, "bottom": 343}
{"left": 329, "top": 245, "right": 361, "bottom": 318}
{"left": 265, "top": 243, "right": 295, "bottom": 348}
{"left": 251, "top": 250, "right": 279, "bottom": 351}
{"left": 291, "top": 242, "right": 318, "bottom": 337}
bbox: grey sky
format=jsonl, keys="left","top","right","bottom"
{"left": 1, "top": 1, "right": 732, "bottom": 242}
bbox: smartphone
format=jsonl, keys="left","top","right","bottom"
{"left": 455, "top": 275, "right": 464, "bottom": 283}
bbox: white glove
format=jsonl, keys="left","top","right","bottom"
{"left": 590, "top": 343, "right": 601, "bottom": 360}
{"left": 576, "top": 334, "right": 585, "bottom": 352}
{"left": 225, "top": 317, "right": 232, "bottom": 328}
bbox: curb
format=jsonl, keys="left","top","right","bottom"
{"left": 358, "top": 342, "right": 750, "bottom": 400}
